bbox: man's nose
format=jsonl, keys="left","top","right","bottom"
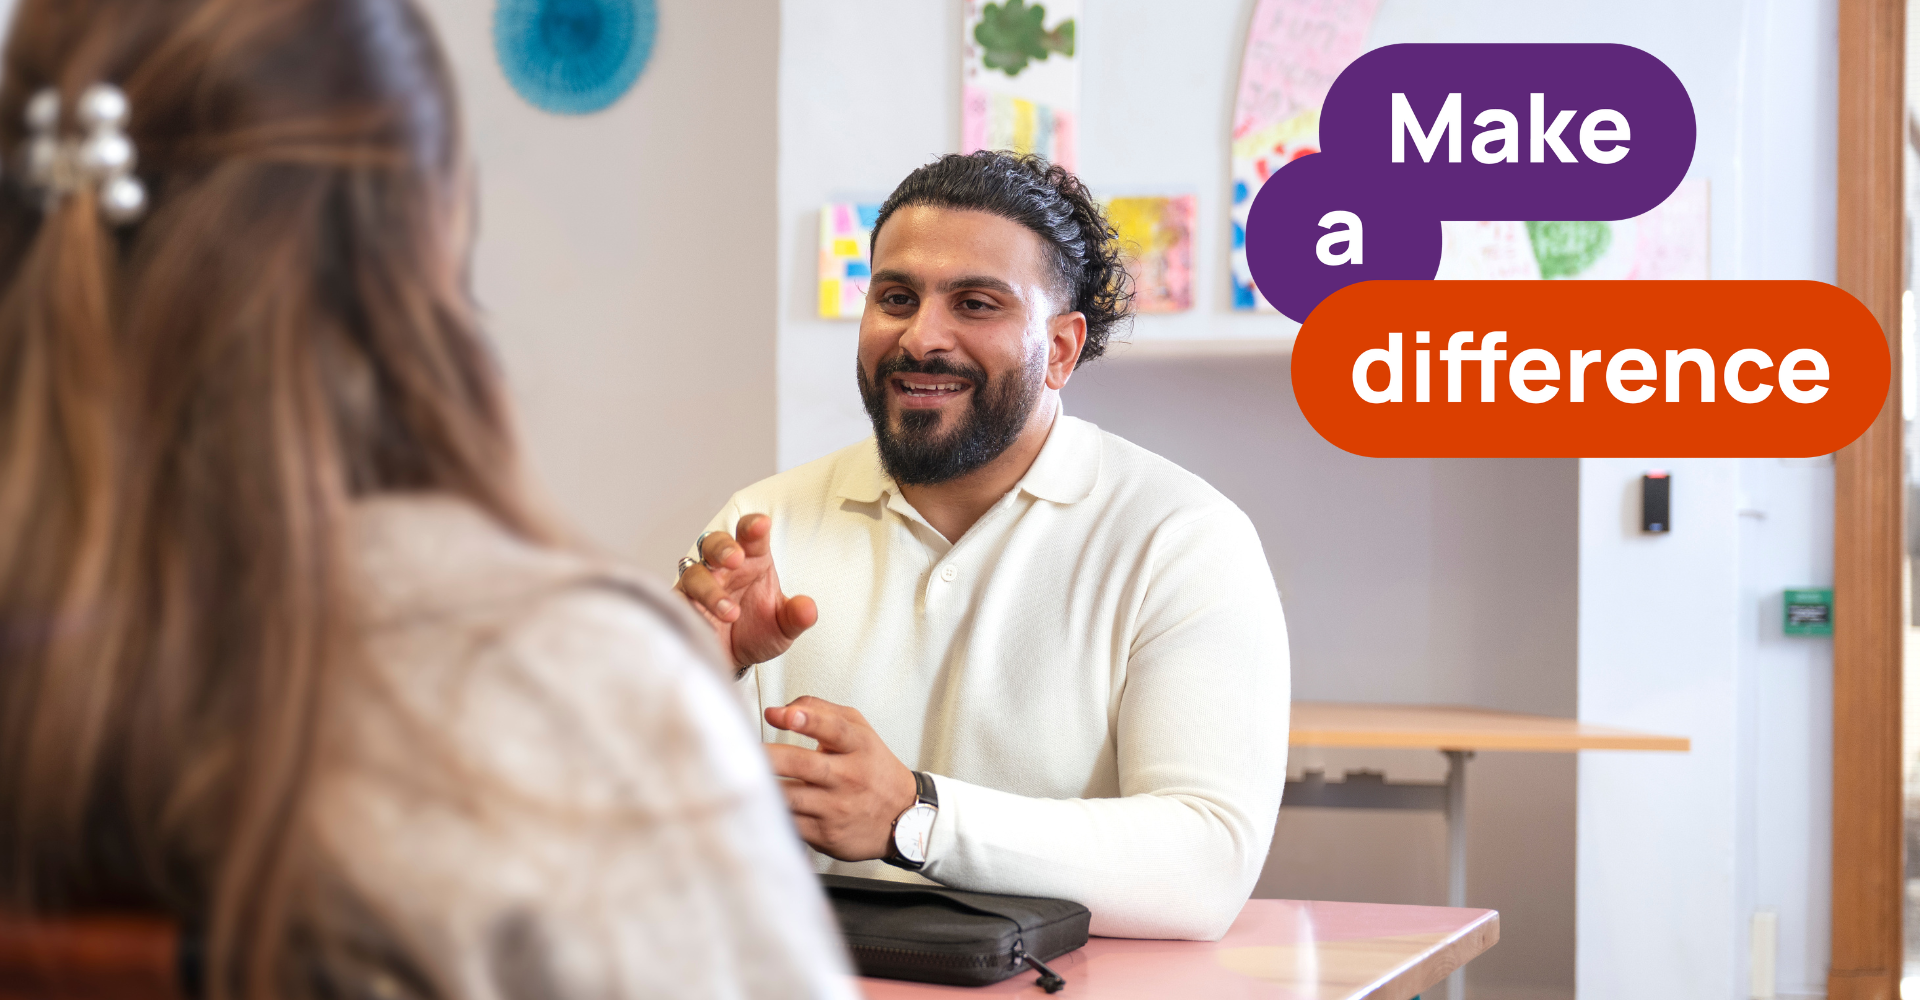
{"left": 897, "top": 304, "right": 959, "bottom": 360}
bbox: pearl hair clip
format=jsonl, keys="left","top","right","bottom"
{"left": 22, "top": 84, "right": 146, "bottom": 225}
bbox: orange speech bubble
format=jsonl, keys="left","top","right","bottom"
{"left": 1292, "top": 280, "right": 1889, "bottom": 457}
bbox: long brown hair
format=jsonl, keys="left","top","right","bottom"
{"left": 0, "top": 0, "right": 547, "bottom": 995}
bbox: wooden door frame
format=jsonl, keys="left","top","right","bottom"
{"left": 1833, "top": 0, "right": 1906, "bottom": 997}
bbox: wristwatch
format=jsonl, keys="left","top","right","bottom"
{"left": 882, "top": 771, "right": 940, "bottom": 871}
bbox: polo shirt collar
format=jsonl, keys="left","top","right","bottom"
{"left": 831, "top": 438, "right": 892, "bottom": 503}
{"left": 1016, "top": 406, "right": 1099, "bottom": 505}
{"left": 829, "top": 403, "right": 1100, "bottom": 506}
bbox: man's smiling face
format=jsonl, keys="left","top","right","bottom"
{"left": 856, "top": 205, "right": 1061, "bottom": 485}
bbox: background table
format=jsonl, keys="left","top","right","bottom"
{"left": 1285, "top": 702, "right": 1688, "bottom": 997}
{"left": 856, "top": 898, "right": 1498, "bottom": 1000}
{"left": 1290, "top": 702, "right": 1692, "bottom": 753}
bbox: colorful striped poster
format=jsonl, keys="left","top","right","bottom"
{"left": 962, "top": 0, "right": 1079, "bottom": 170}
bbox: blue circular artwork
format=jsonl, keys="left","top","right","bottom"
{"left": 494, "top": 0, "right": 656, "bottom": 115}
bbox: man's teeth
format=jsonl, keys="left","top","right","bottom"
{"left": 902, "top": 382, "right": 966, "bottom": 395}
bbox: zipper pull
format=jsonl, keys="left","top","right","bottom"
{"left": 1012, "top": 941, "right": 1066, "bottom": 993}
{"left": 1025, "top": 953, "right": 1066, "bottom": 993}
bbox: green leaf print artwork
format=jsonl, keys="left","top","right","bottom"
{"left": 975, "top": 0, "right": 1076, "bottom": 77}
{"left": 1527, "top": 220, "right": 1613, "bottom": 279}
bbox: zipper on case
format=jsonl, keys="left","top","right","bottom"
{"left": 855, "top": 944, "right": 1002, "bottom": 970}
{"left": 1011, "top": 940, "right": 1066, "bottom": 994}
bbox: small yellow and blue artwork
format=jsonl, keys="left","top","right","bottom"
{"left": 818, "top": 203, "right": 880, "bottom": 319}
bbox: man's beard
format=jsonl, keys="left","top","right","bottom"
{"left": 857, "top": 349, "right": 1044, "bottom": 486}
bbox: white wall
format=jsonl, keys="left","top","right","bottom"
{"left": 1577, "top": 457, "right": 1744, "bottom": 1000}
{"left": 1730, "top": 5, "right": 1839, "bottom": 997}
{"left": 1739, "top": 456, "right": 1837, "bottom": 999}
{"left": 421, "top": 0, "right": 780, "bottom": 571}
{"left": 1572, "top": 457, "right": 1833, "bottom": 1000}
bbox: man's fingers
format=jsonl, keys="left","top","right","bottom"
{"left": 699, "top": 530, "right": 742, "bottom": 571}
{"left": 735, "top": 513, "right": 773, "bottom": 559}
{"left": 764, "top": 703, "right": 819, "bottom": 739}
{"left": 765, "top": 742, "right": 835, "bottom": 785}
{"left": 676, "top": 564, "right": 738, "bottom": 621}
{"left": 682, "top": 593, "right": 725, "bottom": 630}
{"left": 777, "top": 594, "right": 818, "bottom": 640}
{"left": 770, "top": 696, "right": 863, "bottom": 753}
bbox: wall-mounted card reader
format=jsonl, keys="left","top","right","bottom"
{"left": 1642, "top": 471, "right": 1671, "bottom": 533}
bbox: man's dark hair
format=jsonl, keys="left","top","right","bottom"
{"left": 870, "top": 151, "right": 1134, "bottom": 366}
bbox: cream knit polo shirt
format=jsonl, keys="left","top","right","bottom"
{"left": 699, "top": 411, "right": 1290, "bottom": 940}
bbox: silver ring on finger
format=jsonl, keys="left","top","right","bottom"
{"left": 676, "top": 556, "right": 700, "bottom": 580}
{"left": 694, "top": 530, "right": 724, "bottom": 569}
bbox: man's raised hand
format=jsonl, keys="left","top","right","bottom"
{"left": 676, "top": 514, "right": 817, "bottom": 668}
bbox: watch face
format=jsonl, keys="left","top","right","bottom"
{"left": 894, "top": 803, "right": 938, "bottom": 864}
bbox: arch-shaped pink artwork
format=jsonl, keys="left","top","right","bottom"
{"left": 1230, "top": 0, "right": 1382, "bottom": 312}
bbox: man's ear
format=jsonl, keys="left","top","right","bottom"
{"left": 1046, "top": 311, "right": 1088, "bottom": 390}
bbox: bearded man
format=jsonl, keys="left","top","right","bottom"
{"left": 676, "top": 152, "right": 1289, "bottom": 940}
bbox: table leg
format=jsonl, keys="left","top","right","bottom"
{"left": 1278, "top": 750, "right": 1483, "bottom": 1000}
{"left": 1444, "top": 749, "right": 1474, "bottom": 1000}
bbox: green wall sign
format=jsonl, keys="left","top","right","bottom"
{"left": 1783, "top": 589, "right": 1833, "bottom": 636}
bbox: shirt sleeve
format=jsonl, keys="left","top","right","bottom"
{"left": 917, "top": 505, "right": 1290, "bottom": 941}
{"left": 321, "top": 588, "right": 860, "bottom": 1000}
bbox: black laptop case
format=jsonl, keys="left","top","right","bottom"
{"left": 821, "top": 875, "right": 1090, "bottom": 992}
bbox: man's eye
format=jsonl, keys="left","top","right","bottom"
{"left": 959, "top": 298, "right": 992, "bottom": 311}
{"left": 881, "top": 293, "right": 915, "bottom": 307}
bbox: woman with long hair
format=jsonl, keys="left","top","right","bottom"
{"left": 0, "top": 1, "right": 853, "bottom": 997}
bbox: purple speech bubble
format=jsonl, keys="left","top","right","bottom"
{"left": 1247, "top": 43, "right": 1698, "bottom": 322}
{"left": 1244, "top": 154, "right": 1442, "bottom": 323}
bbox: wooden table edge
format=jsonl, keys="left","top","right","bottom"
{"left": 1288, "top": 731, "right": 1691, "bottom": 752}
{"left": 1288, "top": 703, "right": 1690, "bottom": 752}
{"left": 1371, "top": 908, "right": 1501, "bottom": 1000}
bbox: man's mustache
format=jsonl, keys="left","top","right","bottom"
{"left": 870, "top": 355, "right": 988, "bottom": 388}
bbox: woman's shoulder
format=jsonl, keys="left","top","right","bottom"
{"left": 352, "top": 494, "right": 682, "bottom": 621}
{"left": 322, "top": 495, "right": 856, "bottom": 999}
{"left": 340, "top": 492, "right": 749, "bottom": 809}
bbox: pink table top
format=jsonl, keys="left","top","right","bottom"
{"left": 855, "top": 898, "right": 1499, "bottom": 1000}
